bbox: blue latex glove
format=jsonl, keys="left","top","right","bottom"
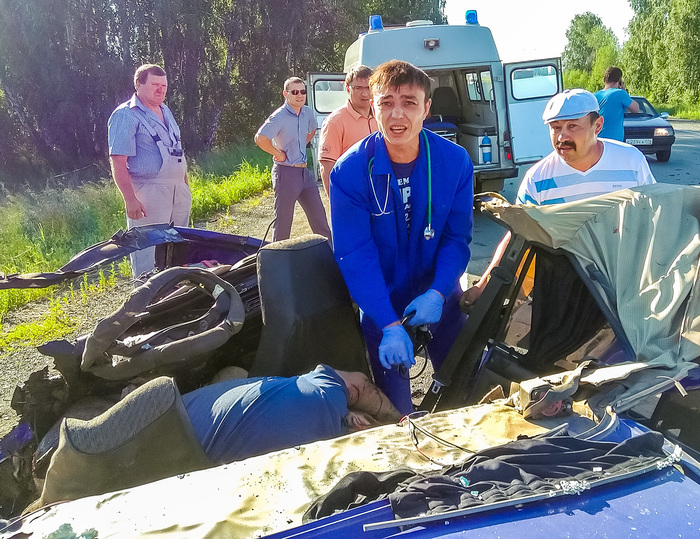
{"left": 403, "top": 289, "right": 445, "bottom": 326}
{"left": 378, "top": 325, "right": 415, "bottom": 370}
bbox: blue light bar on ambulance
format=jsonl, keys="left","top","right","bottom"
{"left": 369, "top": 15, "right": 384, "bottom": 32}
{"left": 465, "top": 10, "right": 478, "bottom": 24}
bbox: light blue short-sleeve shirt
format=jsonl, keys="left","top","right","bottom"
{"left": 256, "top": 103, "right": 317, "bottom": 166}
{"left": 108, "top": 94, "right": 182, "bottom": 180}
{"left": 595, "top": 88, "right": 633, "bottom": 142}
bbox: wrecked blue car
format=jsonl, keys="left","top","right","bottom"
{"left": 2, "top": 184, "right": 700, "bottom": 537}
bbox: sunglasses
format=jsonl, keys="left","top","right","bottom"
{"left": 287, "top": 89, "right": 307, "bottom": 95}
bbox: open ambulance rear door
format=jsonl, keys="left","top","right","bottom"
{"left": 504, "top": 59, "right": 562, "bottom": 165}
{"left": 306, "top": 72, "right": 346, "bottom": 179}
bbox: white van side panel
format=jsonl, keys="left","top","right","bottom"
{"left": 306, "top": 73, "right": 346, "bottom": 179}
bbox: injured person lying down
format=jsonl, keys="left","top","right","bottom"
{"left": 36, "top": 365, "right": 404, "bottom": 508}
{"left": 183, "top": 364, "right": 404, "bottom": 464}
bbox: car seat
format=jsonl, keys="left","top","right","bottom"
{"left": 249, "top": 235, "right": 368, "bottom": 377}
{"left": 39, "top": 376, "right": 212, "bottom": 506}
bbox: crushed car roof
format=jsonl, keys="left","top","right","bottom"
{"left": 481, "top": 183, "right": 700, "bottom": 409}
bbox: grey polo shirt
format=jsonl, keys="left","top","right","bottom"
{"left": 107, "top": 94, "right": 182, "bottom": 180}
{"left": 256, "top": 103, "right": 317, "bottom": 166}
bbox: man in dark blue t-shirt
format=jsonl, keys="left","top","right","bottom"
{"left": 182, "top": 364, "right": 401, "bottom": 464}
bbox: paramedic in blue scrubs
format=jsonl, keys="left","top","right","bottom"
{"left": 330, "top": 60, "right": 474, "bottom": 414}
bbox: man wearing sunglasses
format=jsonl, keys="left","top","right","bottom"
{"left": 318, "top": 65, "right": 378, "bottom": 194}
{"left": 255, "top": 77, "right": 331, "bottom": 242}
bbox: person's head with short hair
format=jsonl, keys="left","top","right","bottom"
{"left": 345, "top": 65, "right": 373, "bottom": 114}
{"left": 369, "top": 60, "right": 432, "bottom": 161}
{"left": 134, "top": 64, "right": 167, "bottom": 89}
{"left": 345, "top": 65, "right": 373, "bottom": 87}
{"left": 134, "top": 64, "right": 168, "bottom": 109}
{"left": 603, "top": 66, "right": 623, "bottom": 85}
{"left": 335, "top": 370, "right": 402, "bottom": 430}
{"left": 283, "top": 76, "right": 307, "bottom": 111}
{"left": 284, "top": 76, "right": 305, "bottom": 91}
{"left": 542, "top": 89, "right": 604, "bottom": 170}
{"left": 369, "top": 60, "right": 431, "bottom": 103}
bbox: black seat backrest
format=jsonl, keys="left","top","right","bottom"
{"left": 430, "top": 87, "right": 461, "bottom": 119}
{"left": 249, "top": 235, "right": 368, "bottom": 377}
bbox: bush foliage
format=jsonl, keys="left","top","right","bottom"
{"left": 563, "top": 1, "right": 700, "bottom": 110}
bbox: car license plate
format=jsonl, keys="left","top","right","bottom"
{"left": 626, "top": 138, "right": 653, "bottom": 145}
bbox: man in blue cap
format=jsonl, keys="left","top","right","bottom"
{"left": 462, "top": 89, "right": 654, "bottom": 306}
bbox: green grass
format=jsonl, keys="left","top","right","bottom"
{"left": 192, "top": 143, "right": 269, "bottom": 177}
{"left": 0, "top": 266, "right": 119, "bottom": 352}
{"left": 0, "top": 144, "right": 272, "bottom": 336}
{"left": 655, "top": 103, "right": 700, "bottom": 121}
{"left": 0, "top": 298, "right": 75, "bottom": 352}
{"left": 189, "top": 160, "right": 271, "bottom": 222}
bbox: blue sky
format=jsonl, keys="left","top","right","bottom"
{"left": 445, "top": 0, "right": 635, "bottom": 61}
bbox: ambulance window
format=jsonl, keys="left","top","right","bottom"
{"left": 313, "top": 80, "right": 347, "bottom": 113}
{"left": 510, "top": 65, "right": 558, "bottom": 100}
{"left": 480, "top": 71, "right": 493, "bottom": 101}
{"left": 465, "top": 72, "right": 482, "bottom": 101}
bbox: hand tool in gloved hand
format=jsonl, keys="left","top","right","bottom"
{"left": 378, "top": 324, "right": 415, "bottom": 370}
{"left": 396, "top": 311, "right": 433, "bottom": 380}
{"left": 403, "top": 289, "right": 445, "bottom": 326}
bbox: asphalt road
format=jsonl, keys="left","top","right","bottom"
{"left": 465, "top": 119, "right": 700, "bottom": 279}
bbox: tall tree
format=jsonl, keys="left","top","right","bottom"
{"left": 563, "top": 13, "right": 608, "bottom": 72}
{"left": 665, "top": 0, "right": 700, "bottom": 103}
{"left": 622, "top": 0, "right": 671, "bottom": 100}
{"left": 561, "top": 12, "right": 620, "bottom": 91}
{"left": 0, "top": 0, "right": 447, "bottom": 181}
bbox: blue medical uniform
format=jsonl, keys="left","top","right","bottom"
{"left": 183, "top": 365, "right": 349, "bottom": 464}
{"left": 330, "top": 130, "right": 474, "bottom": 413}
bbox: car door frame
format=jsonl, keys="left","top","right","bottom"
{"left": 306, "top": 72, "right": 347, "bottom": 178}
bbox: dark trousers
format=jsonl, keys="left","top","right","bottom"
{"left": 271, "top": 164, "right": 331, "bottom": 242}
{"left": 361, "top": 287, "right": 467, "bottom": 415}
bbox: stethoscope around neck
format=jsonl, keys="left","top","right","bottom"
{"left": 368, "top": 130, "right": 435, "bottom": 241}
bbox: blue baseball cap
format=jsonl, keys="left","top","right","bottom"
{"left": 542, "top": 89, "right": 599, "bottom": 124}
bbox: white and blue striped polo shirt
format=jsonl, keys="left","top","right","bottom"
{"left": 517, "top": 139, "right": 655, "bottom": 206}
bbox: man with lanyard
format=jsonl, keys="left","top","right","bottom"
{"left": 462, "top": 89, "right": 655, "bottom": 308}
{"left": 108, "top": 64, "right": 190, "bottom": 279}
{"left": 318, "top": 65, "right": 378, "bottom": 194}
{"left": 330, "top": 60, "right": 474, "bottom": 414}
{"left": 255, "top": 77, "right": 331, "bottom": 242}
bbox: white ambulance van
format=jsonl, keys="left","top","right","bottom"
{"left": 307, "top": 11, "right": 562, "bottom": 193}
